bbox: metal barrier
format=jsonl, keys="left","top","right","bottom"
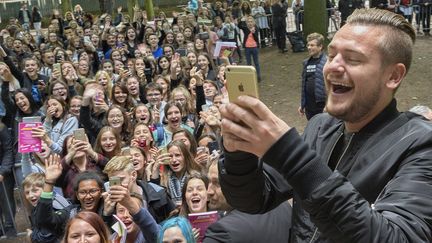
{"left": 286, "top": 8, "right": 341, "bottom": 37}
{"left": 0, "top": 165, "right": 31, "bottom": 240}
{"left": 412, "top": 4, "right": 431, "bottom": 35}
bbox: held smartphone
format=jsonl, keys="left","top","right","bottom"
{"left": 198, "top": 32, "right": 209, "bottom": 40}
{"left": 197, "top": 146, "right": 209, "bottom": 154}
{"left": 201, "top": 104, "right": 210, "bottom": 112}
{"left": 22, "top": 116, "right": 41, "bottom": 123}
{"left": 207, "top": 141, "right": 219, "bottom": 154}
{"left": 160, "top": 147, "right": 171, "bottom": 165}
{"left": 176, "top": 48, "right": 187, "bottom": 57}
{"left": 225, "top": 65, "right": 259, "bottom": 102}
{"left": 53, "top": 63, "right": 61, "bottom": 74}
{"left": 109, "top": 176, "right": 121, "bottom": 187}
{"left": 83, "top": 36, "right": 91, "bottom": 43}
{"left": 73, "top": 128, "right": 87, "bottom": 142}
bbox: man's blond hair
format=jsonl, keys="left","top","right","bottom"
{"left": 22, "top": 173, "right": 44, "bottom": 189}
{"left": 347, "top": 8, "right": 415, "bottom": 73}
{"left": 103, "top": 156, "right": 135, "bottom": 176}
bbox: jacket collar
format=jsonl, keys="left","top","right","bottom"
{"left": 354, "top": 98, "right": 400, "bottom": 134}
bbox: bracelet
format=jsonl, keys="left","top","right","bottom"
{"left": 45, "top": 180, "right": 56, "bottom": 186}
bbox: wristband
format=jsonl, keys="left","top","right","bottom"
{"left": 45, "top": 180, "right": 56, "bottom": 186}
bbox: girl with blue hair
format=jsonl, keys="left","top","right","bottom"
{"left": 158, "top": 216, "right": 196, "bottom": 243}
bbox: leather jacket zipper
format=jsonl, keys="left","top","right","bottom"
{"left": 334, "top": 133, "right": 355, "bottom": 170}
{"left": 309, "top": 133, "right": 355, "bottom": 243}
{"left": 309, "top": 227, "right": 319, "bottom": 243}
{"left": 325, "top": 132, "right": 344, "bottom": 167}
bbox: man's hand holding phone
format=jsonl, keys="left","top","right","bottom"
{"left": 220, "top": 95, "right": 291, "bottom": 157}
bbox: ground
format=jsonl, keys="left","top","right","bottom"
{"left": 1, "top": 35, "right": 432, "bottom": 243}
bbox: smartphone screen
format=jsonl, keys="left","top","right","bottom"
{"left": 176, "top": 48, "right": 187, "bottom": 57}
{"left": 208, "top": 141, "right": 219, "bottom": 154}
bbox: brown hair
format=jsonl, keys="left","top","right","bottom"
{"left": 22, "top": 173, "right": 45, "bottom": 189}
{"left": 172, "top": 128, "right": 198, "bottom": 157}
{"left": 167, "top": 140, "right": 200, "bottom": 173}
{"left": 94, "top": 126, "right": 122, "bottom": 158}
{"left": 132, "top": 122, "right": 155, "bottom": 147}
{"left": 63, "top": 211, "right": 111, "bottom": 243}
{"left": 46, "top": 95, "right": 69, "bottom": 119}
{"left": 179, "top": 171, "right": 209, "bottom": 216}
{"left": 306, "top": 32, "right": 325, "bottom": 46}
{"left": 105, "top": 105, "right": 131, "bottom": 142}
{"left": 160, "top": 140, "right": 201, "bottom": 188}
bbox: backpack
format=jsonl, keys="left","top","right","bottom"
{"left": 287, "top": 31, "right": 306, "bottom": 52}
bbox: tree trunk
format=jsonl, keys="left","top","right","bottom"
{"left": 303, "top": 0, "right": 328, "bottom": 43}
{"left": 61, "top": 0, "right": 72, "bottom": 14}
{"left": 127, "top": 0, "right": 137, "bottom": 19}
{"left": 144, "top": 0, "right": 155, "bottom": 20}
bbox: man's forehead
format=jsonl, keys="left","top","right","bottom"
{"left": 328, "top": 24, "right": 381, "bottom": 51}
{"left": 111, "top": 170, "right": 129, "bottom": 177}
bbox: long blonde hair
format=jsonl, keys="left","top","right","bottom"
{"left": 94, "top": 70, "right": 113, "bottom": 100}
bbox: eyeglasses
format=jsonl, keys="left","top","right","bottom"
{"left": 77, "top": 188, "right": 100, "bottom": 197}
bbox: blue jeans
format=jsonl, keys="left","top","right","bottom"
{"left": 245, "top": 47, "right": 261, "bottom": 81}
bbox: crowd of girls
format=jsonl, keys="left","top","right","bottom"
{"left": 0, "top": 0, "right": 275, "bottom": 240}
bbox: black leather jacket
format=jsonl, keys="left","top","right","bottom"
{"left": 220, "top": 99, "right": 432, "bottom": 242}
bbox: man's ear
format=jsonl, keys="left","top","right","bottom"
{"left": 386, "top": 63, "right": 406, "bottom": 91}
{"left": 131, "top": 170, "right": 137, "bottom": 181}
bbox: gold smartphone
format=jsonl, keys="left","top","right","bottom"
{"left": 109, "top": 176, "right": 121, "bottom": 186}
{"left": 53, "top": 63, "right": 61, "bottom": 74}
{"left": 73, "top": 128, "right": 88, "bottom": 142}
{"left": 225, "top": 65, "right": 259, "bottom": 102}
{"left": 160, "top": 147, "right": 171, "bottom": 165}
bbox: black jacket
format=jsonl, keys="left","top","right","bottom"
{"left": 79, "top": 105, "right": 105, "bottom": 145}
{"left": 4, "top": 54, "right": 48, "bottom": 106}
{"left": 18, "top": 9, "right": 31, "bottom": 24}
{"left": 220, "top": 99, "right": 432, "bottom": 242}
{"left": 301, "top": 53, "right": 327, "bottom": 109}
{"left": 137, "top": 180, "right": 176, "bottom": 223}
{"left": 0, "top": 123, "right": 13, "bottom": 177}
{"left": 203, "top": 201, "right": 292, "bottom": 243}
{"left": 238, "top": 23, "right": 260, "bottom": 48}
{"left": 32, "top": 10, "right": 42, "bottom": 23}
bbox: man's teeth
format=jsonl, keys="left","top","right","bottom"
{"left": 332, "top": 82, "right": 351, "bottom": 87}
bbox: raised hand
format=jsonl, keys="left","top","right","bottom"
{"left": 108, "top": 184, "right": 140, "bottom": 215}
{"left": 44, "top": 154, "right": 62, "bottom": 182}
{"left": 45, "top": 105, "right": 57, "bottom": 120}
{"left": 102, "top": 191, "right": 116, "bottom": 216}
{"left": 32, "top": 127, "right": 51, "bottom": 144}
{"left": 152, "top": 106, "right": 160, "bottom": 123}
{"left": 94, "top": 99, "right": 109, "bottom": 112}
{"left": 0, "top": 64, "right": 13, "bottom": 81}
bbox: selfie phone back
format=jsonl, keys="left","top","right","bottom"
{"left": 225, "top": 65, "right": 259, "bottom": 102}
